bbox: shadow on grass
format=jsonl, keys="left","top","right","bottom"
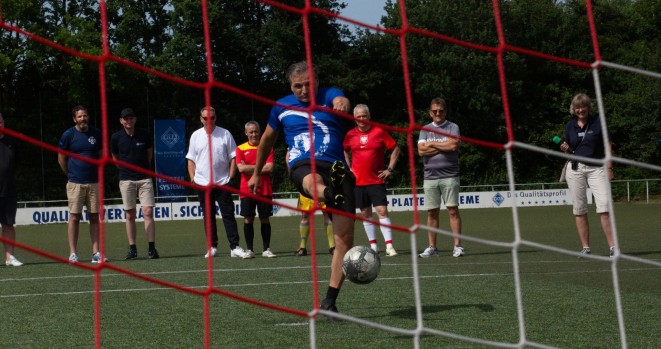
{"left": 389, "top": 303, "right": 495, "bottom": 319}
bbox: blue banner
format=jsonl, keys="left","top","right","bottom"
{"left": 154, "top": 119, "right": 187, "bottom": 201}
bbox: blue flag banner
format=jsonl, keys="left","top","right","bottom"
{"left": 154, "top": 119, "right": 187, "bottom": 201}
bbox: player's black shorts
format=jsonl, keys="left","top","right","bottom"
{"left": 355, "top": 184, "right": 389, "bottom": 209}
{"left": 290, "top": 159, "right": 355, "bottom": 213}
{"left": 0, "top": 196, "right": 17, "bottom": 226}
{"left": 239, "top": 197, "right": 273, "bottom": 218}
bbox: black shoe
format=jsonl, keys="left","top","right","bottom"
{"left": 329, "top": 247, "right": 335, "bottom": 255}
{"left": 125, "top": 249, "right": 138, "bottom": 260}
{"left": 295, "top": 247, "right": 307, "bottom": 256}
{"left": 328, "top": 161, "right": 346, "bottom": 206}
{"left": 320, "top": 298, "right": 341, "bottom": 322}
{"left": 148, "top": 249, "right": 160, "bottom": 259}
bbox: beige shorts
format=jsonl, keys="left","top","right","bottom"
{"left": 119, "top": 178, "right": 155, "bottom": 210}
{"left": 423, "top": 177, "right": 460, "bottom": 210}
{"left": 566, "top": 163, "right": 610, "bottom": 215}
{"left": 66, "top": 182, "right": 99, "bottom": 214}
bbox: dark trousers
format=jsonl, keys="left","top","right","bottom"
{"left": 197, "top": 188, "right": 239, "bottom": 250}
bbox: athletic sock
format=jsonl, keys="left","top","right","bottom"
{"left": 129, "top": 244, "right": 137, "bottom": 251}
{"left": 386, "top": 241, "right": 393, "bottom": 249}
{"left": 325, "top": 286, "right": 340, "bottom": 302}
{"left": 299, "top": 221, "right": 309, "bottom": 249}
{"left": 148, "top": 242, "right": 155, "bottom": 250}
{"left": 261, "top": 222, "right": 271, "bottom": 250}
{"left": 363, "top": 220, "right": 377, "bottom": 242}
{"left": 379, "top": 217, "right": 393, "bottom": 242}
{"left": 325, "top": 221, "right": 335, "bottom": 248}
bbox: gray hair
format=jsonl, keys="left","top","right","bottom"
{"left": 244, "top": 120, "right": 260, "bottom": 131}
{"left": 353, "top": 104, "right": 370, "bottom": 115}
{"left": 286, "top": 61, "right": 318, "bottom": 82}
{"left": 199, "top": 106, "right": 216, "bottom": 115}
{"left": 569, "top": 94, "right": 591, "bottom": 115}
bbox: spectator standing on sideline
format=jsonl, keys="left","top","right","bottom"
{"left": 248, "top": 61, "right": 355, "bottom": 317}
{"left": 236, "top": 121, "right": 276, "bottom": 258}
{"left": 295, "top": 194, "right": 335, "bottom": 256}
{"left": 344, "top": 104, "right": 400, "bottom": 256}
{"left": 417, "top": 98, "right": 464, "bottom": 258}
{"left": 0, "top": 113, "right": 23, "bottom": 266}
{"left": 58, "top": 105, "right": 107, "bottom": 263}
{"left": 187, "top": 106, "right": 248, "bottom": 259}
{"left": 110, "top": 108, "right": 159, "bottom": 260}
{"left": 559, "top": 93, "right": 616, "bottom": 257}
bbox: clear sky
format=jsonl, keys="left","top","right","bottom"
{"left": 339, "top": 1, "right": 388, "bottom": 28}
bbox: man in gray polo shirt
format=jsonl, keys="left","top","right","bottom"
{"left": 417, "top": 98, "right": 464, "bottom": 258}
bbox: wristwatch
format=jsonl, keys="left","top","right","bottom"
{"left": 387, "top": 167, "right": 394, "bottom": 172}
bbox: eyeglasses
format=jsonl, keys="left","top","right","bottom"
{"left": 430, "top": 109, "right": 445, "bottom": 114}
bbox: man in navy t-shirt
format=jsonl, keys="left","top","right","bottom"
{"left": 111, "top": 107, "right": 159, "bottom": 260}
{"left": 58, "top": 105, "right": 105, "bottom": 264}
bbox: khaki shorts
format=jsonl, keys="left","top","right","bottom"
{"left": 66, "top": 182, "right": 99, "bottom": 214}
{"left": 119, "top": 178, "right": 155, "bottom": 210}
{"left": 566, "top": 163, "right": 610, "bottom": 215}
{"left": 423, "top": 177, "right": 460, "bottom": 210}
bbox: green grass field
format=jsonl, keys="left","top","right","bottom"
{"left": 2, "top": 203, "right": 660, "bottom": 348}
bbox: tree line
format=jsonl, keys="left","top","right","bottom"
{"left": 1, "top": 0, "right": 659, "bottom": 202}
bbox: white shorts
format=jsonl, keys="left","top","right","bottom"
{"left": 566, "top": 163, "right": 610, "bottom": 215}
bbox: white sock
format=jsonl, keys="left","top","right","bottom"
{"left": 363, "top": 221, "right": 377, "bottom": 243}
{"left": 379, "top": 217, "right": 393, "bottom": 245}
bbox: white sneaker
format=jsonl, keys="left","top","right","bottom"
{"left": 452, "top": 246, "right": 465, "bottom": 257}
{"left": 386, "top": 247, "right": 398, "bottom": 257}
{"left": 262, "top": 249, "right": 277, "bottom": 258}
{"left": 230, "top": 246, "right": 247, "bottom": 258}
{"left": 418, "top": 246, "right": 438, "bottom": 258}
{"left": 370, "top": 244, "right": 378, "bottom": 253}
{"left": 5, "top": 255, "right": 23, "bottom": 267}
{"left": 204, "top": 247, "right": 218, "bottom": 258}
{"left": 91, "top": 252, "right": 109, "bottom": 263}
{"left": 69, "top": 253, "right": 79, "bottom": 263}
{"left": 243, "top": 249, "right": 255, "bottom": 259}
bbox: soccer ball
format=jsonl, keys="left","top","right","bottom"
{"left": 342, "top": 245, "right": 381, "bottom": 284}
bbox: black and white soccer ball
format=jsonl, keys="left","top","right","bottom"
{"left": 342, "top": 245, "right": 381, "bottom": 284}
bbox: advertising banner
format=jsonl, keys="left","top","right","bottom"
{"left": 154, "top": 119, "right": 187, "bottom": 201}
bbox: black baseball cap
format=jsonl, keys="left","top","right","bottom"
{"left": 120, "top": 108, "right": 135, "bottom": 118}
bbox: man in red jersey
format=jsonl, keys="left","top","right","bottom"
{"left": 344, "top": 104, "right": 400, "bottom": 256}
{"left": 236, "top": 121, "right": 276, "bottom": 258}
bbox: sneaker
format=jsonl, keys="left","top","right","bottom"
{"left": 230, "top": 246, "right": 247, "bottom": 258}
{"left": 419, "top": 246, "right": 438, "bottom": 258}
{"left": 295, "top": 247, "right": 307, "bottom": 256}
{"left": 125, "top": 249, "right": 138, "bottom": 260}
{"left": 578, "top": 247, "right": 591, "bottom": 258}
{"left": 386, "top": 247, "right": 398, "bottom": 257}
{"left": 5, "top": 255, "right": 23, "bottom": 267}
{"left": 320, "top": 298, "right": 341, "bottom": 322}
{"left": 243, "top": 249, "right": 256, "bottom": 259}
{"left": 262, "top": 249, "right": 277, "bottom": 258}
{"left": 452, "top": 246, "right": 465, "bottom": 257}
{"left": 91, "top": 252, "right": 108, "bottom": 264}
{"left": 370, "top": 245, "right": 378, "bottom": 253}
{"left": 609, "top": 246, "right": 616, "bottom": 257}
{"left": 204, "top": 247, "right": 218, "bottom": 258}
{"left": 328, "top": 161, "right": 346, "bottom": 206}
{"left": 69, "top": 253, "right": 79, "bottom": 263}
{"left": 148, "top": 249, "right": 160, "bottom": 259}
{"left": 328, "top": 247, "right": 335, "bottom": 255}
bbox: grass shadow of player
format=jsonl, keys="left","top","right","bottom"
{"left": 389, "top": 303, "right": 495, "bottom": 319}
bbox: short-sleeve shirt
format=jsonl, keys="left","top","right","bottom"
{"left": 58, "top": 126, "right": 102, "bottom": 184}
{"left": 564, "top": 115, "right": 606, "bottom": 165}
{"left": 268, "top": 87, "right": 346, "bottom": 168}
{"left": 418, "top": 120, "right": 460, "bottom": 180}
{"left": 186, "top": 126, "right": 236, "bottom": 186}
{"left": 344, "top": 125, "right": 397, "bottom": 186}
{"left": 236, "top": 141, "right": 274, "bottom": 197}
{"left": 0, "top": 135, "right": 18, "bottom": 198}
{"left": 110, "top": 128, "right": 152, "bottom": 180}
